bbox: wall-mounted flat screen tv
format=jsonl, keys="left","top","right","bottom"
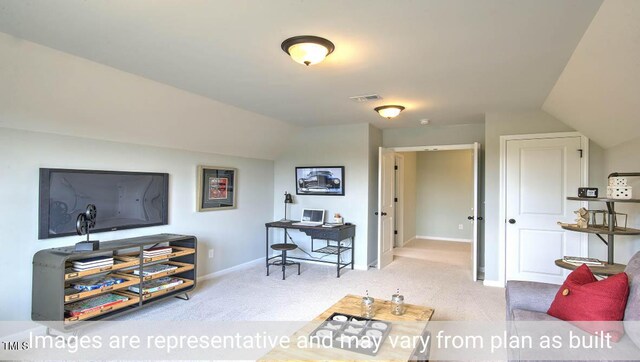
{"left": 39, "top": 168, "right": 169, "bottom": 239}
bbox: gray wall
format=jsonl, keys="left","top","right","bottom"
{"left": 383, "top": 123, "right": 485, "bottom": 148}
{"left": 0, "top": 127, "right": 275, "bottom": 321}
{"left": 601, "top": 136, "right": 640, "bottom": 262}
{"left": 272, "top": 123, "right": 372, "bottom": 269}
{"left": 483, "top": 111, "right": 575, "bottom": 282}
{"left": 415, "top": 150, "right": 474, "bottom": 240}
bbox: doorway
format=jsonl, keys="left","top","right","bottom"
{"left": 377, "top": 143, "right": 481, "bottom": 281}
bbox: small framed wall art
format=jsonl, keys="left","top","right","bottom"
{"left": 197, "top": 166, "right": 237, "bottom": 211}
{"left": 295, "top": 166, "right": 345, "bottom": 196}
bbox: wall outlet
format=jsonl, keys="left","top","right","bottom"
{"left": 458, "top": 224, "right": 464, "bottom": 230}
{"left": 208, "top": 249, "right": 214, "bottom": 259}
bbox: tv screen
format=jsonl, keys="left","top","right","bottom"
{"left": 39, "top": 169, "right": 169, "bottom": 239}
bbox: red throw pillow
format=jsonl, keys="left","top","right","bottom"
{"left": 547, "top": 264, "right": 629, "bottom": 342}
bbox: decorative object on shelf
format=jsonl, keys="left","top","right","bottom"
{"left": 609, "top": 211, "right": 628, "bottom": 230}
{"left": 574, "top": 207, "right": 589, "bottom": 228}
{"left": 606, "top": 173, "right": 636, "bottom": 200}
{"left": 609, "top": 177, "right": 628, "bottom": 187}
{"left": 374, "top": 105, "right": 405, "bottom": 119}
{"left": 296, "top": 166, "right": 345, "bottom": 196}
{"left": 588, "top": 209, "right": 607, "bottom": 227}
{"left": 578, "top": 187, "right": 599, "bottom": 198}
{"left": 281, "top": 35, "right": 335, "bottom": 66}
{"left": 607, "top": 186, "right": 633, "bottom": 199}
{"left": 74, "top": 204, "right": 99, "bottom": 252}
{"left": 333, "top": 213, "right": 344, "bottom": 224}
{"left": 361, "top": 290, "right": 375, "bottom": 318}
{"left": 197, "top": 166, "right": 237, "bottom": 211}
{"left": 390, "top": 289, "right": 406, "bottom": 316}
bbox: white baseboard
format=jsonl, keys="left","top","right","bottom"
{"left": 402, "top": 236, "right": 417, "bottom": 245}
{"left": 199, "top": 257, "right": 263, "bottom": 281}
{"left": 415, "top": 235, "right": 472, "bottom": 243}
{"left": 483, "top": 280, "right": 505, "bottom": 288}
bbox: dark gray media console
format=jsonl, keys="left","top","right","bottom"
{"left": 32, "top": 233, "right": 197, "bottom": 329}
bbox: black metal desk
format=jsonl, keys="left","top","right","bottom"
{"left": 265, "top": 221, "right": 356, "bottom": 277}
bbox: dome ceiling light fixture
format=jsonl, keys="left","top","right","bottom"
{"left": 281, "top": 35, "right": 335, "bottom": 66}
{"left": 374, "top": 105, "right": 406, "bottom": 119}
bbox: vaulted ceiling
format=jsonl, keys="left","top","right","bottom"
{"left": 543, "top": 0, "right": 640, "bottom": 148}
{"left": 0, "top": 0, "right": 602, "bottom": 129}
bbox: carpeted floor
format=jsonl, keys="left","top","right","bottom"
{"left": 117, "top": 240, "right": 505, "bottom": 322}
{"left": 394, "top": 238, "right": 473, "bottom": 268}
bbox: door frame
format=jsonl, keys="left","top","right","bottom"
{"left": 498, "top": 132, "right": 589, "bottom": 287}
{"left": 389, "top": 143, "right": 480, "bottom": 280}
{"left": 394, "top": 153, "right": 405, "bottom": 248}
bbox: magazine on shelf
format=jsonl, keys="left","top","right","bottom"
{"left": 72, "top": 262, "right": 114, "bottom": 271}
{"left": 563, "top": 260, "right": 605, "bottom": 267}
{"left": 562, "top": 256, "right": 604, "bottom": 265}
{"left": 64, "top": 293, "right": 129, "bottom": 317}
{"left": 143, "top": 247, "right": 173, "bottom": 257}
{"left": 72, "top": 256, "right": 114, "bottom": 265}
{"left": 128, "top": 276, "right": 184, "bottom": 294}
{"left": 71, "top": 275, "right": 126, "bottom": 291}
{"left": 133, "top": 264, "right": 178, "bottom": 276}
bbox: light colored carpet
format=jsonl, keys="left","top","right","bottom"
{"left": 117, "top": 247, "right": 505, "bottom": 322}
{"left": 394, "top": 238, "right": 473, "bottom": 268}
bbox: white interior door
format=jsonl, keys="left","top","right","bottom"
{"left": 505, "top": 136, "right": 586, "bottom": 284}
{"left": 471, "top": 143, "right": 480, "bottom": 281}
{"left": 377, "top": 147, "right": 395, "bottom": 269}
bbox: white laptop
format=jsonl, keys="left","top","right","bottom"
{"left": 292, "top": 209, "right": 325, "bottom": 226}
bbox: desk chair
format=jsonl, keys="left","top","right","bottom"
{"left": 267, "top": 243, "right": 300, "bottom": 280}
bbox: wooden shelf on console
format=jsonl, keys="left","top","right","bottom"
{"left": 560, "top": 224, "right": 640, "bottom": 236}
{"left": 140, "top": 278, "right": 195, "bottom": 302}
{"left": 64, "top": 291, "right": 140, "bottom": 324}
{"left": 554, "top": 259, "right": 625, "bottom": 276}
{"left": 64, "top": 273, "right": 139, "bottom": 303}
{"left": 64, "top": 256, "right": 139, "bottom": 281}
{"left": 567, "top": 196, "right": 640, "bottom": 203}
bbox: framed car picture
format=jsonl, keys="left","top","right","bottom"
{"left": 295, "top": 166, "right": 345, "bottom": 196}
{"left": 197, "top": 166, "right": 237, "bottom": 211}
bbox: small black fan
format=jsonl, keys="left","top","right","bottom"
{"left": 74, "top": 204, "right": 100, "bottom": 252}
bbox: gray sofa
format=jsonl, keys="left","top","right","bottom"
{"left": 505, "top": 251, "right": 640, "bottom": 361}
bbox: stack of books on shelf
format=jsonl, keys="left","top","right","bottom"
{"left": 128, "top": 276, "right": 184, "bottom": 294}
{"left": 133, "top": 263, "right": 178, "bottom": 277}
{"left": 143, "top": 247, "right": 173, "bottom": 258}
{"left": 71, "top": 275, "right": 126, "bottom": 291}
{"left": 71, "top": 256, "right": 114, "bottom": 271}
{"left": 64, "top": 293, "right": 129, "bottom": 317}
{"left": 562, "top": 256, "right": 605, "bottom": 267}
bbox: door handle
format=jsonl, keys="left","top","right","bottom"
{"left": 374, "top": 212, "right": 378, "bottom": 216}
{"left": 467, "top": 216, "right": 474, "bottom": 220}
{"left": 477, "top": 216, "right": 483, "bottom": 221}
{"left": 375, "top": 212, "right": 388, "bottom": 216}
{"left": 508, "top": 219, "right": 516, "bottom": 224}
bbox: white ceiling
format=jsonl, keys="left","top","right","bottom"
{"left": 0, "top": 0, "right": 601, "bottom": 129}
{"left": 543, "top": 0, "right": 640, "bottom": 148}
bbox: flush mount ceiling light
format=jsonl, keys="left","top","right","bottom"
{"left": 374, "top": 105, "right": 405, "bottom": 119}
{"left": 281, "top": 35, "right": 335, "bottom": 66}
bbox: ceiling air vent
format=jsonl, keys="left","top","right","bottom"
{"left": 349, "top": 94, "right": 383, "bottom": 103}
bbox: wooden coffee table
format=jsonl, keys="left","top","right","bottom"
{"left": 260, "top": 294, "right": 435, "bottom": 361}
